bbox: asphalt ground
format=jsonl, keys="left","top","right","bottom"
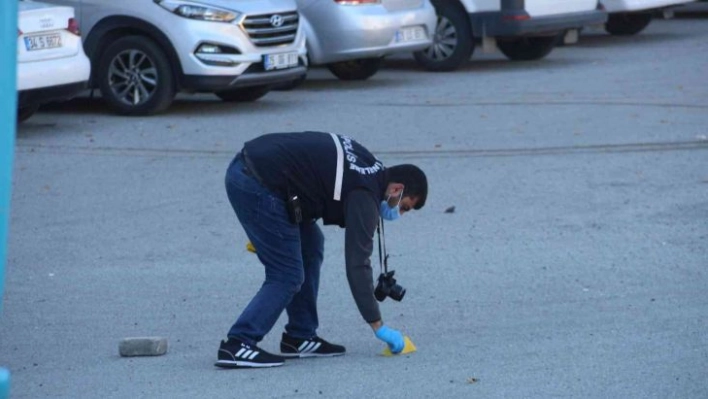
{"left": 2, "top": 14, "right": 707, "bottom": 399}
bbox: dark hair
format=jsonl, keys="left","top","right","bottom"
{"left": 386, "top": 164, "right": 428, "bottom": 210}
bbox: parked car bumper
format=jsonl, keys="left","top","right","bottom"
{"left": 17, "top": 46, "right": 90, "bottom": 108}
{"left": 17, "top": 49, "right": 90, "bottom": 92}
{"left": 18, "top": 81, "right": 88, "bottom": 109}
{"left": 182, "top": 65, "right": 307, "bottom": 91}
{"left": 471, "top": 9, "right": 608, "bottom": 37}
{"left": 301, "top": 1, "right": 436, "bottom": 65}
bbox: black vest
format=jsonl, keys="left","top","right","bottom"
{"left": 243, "top": 131, "right": 387, "bottom": 227}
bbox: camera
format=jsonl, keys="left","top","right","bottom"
{"left": 374, "top": 270, "right": 406, "bottom": 302}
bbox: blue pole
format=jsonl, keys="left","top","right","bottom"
{"left": 0, "top": 0, "right": 18, "bottom": 398}
{"left": 0, "top": 369, "right": 8, "bottom": 399}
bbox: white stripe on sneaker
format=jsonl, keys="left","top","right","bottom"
{"left": 242, "top": 350, "right": 253, "bottom": 359}
{"left": 298, "top": 341, "right": 310, "bottom": 352}
{"left": 303, "top": 342, "right": 317, "bottom": 353}
{"left": 310, "top": 342, "right": 321, "bottom": 353}
{"left": 235, "top": 348, "right": 247, "bottom": 358}
{"left": 247, "top": 351, "right": 259, "bottom": 360}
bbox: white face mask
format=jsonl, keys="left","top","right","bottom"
{"left": 379, "top": 190, "right": 403, "bottom": 221}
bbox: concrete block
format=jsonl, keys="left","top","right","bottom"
{"left": 119, "top": 337, "right": 168, "bottom": 357}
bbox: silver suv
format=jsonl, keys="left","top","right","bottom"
{"left": 42, "top": 0, "right": 307, "bottom": 115}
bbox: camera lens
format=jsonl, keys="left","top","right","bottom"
{"left": 389, "top": 284, "right": 406, "bottom": 301}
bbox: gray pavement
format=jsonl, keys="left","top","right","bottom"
{"left": 2, "top": 16, "right": 707, "bottom": 399}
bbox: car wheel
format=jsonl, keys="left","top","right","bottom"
{"left": 97, "top": 35, "right": 175, "bottom": 116}
{"left": 413, "top": 1, "right": 473, "bottom": 72}
{"left": 215, "top": 85, "right": 271, "bottom": 102}
{"left": 497, "top": 35, "right": 560, "bottom": 61}
{"left": 327, "top": 58, "right": 382, "bottom": 81}
{"left": 605, "top": 13, "right": 652, "bottom": 36}
{"left": 17, "top": 105, "right": 39, "bottom": 123}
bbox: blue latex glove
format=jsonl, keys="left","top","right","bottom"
{"left": 375, "top": 325, "right": 405, "bottom": 354}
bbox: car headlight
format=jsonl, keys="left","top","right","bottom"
{"left": 155, "top": 0, "right": 240, "bottom": 22}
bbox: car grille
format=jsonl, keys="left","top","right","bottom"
{"left": 242, "top": 11, "right": 299, "bottom": 47}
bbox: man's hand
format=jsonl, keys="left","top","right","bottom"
{"left": 374, "top": 325, "right": 405, "bottom": 354}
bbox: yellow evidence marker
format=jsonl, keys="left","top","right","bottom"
{"left": 381, "top": 335, "right": 417, "bottom": 356}
{"left": 246, "top": 241, "right": 256, "bottom": 253}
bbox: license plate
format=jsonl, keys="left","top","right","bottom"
{"left": 263, "top": 52, "right": 299, "bottom": 71}
{"left": 395, "top": 26, "right": 426, "bottom": 43}
{"left": 24, "top": 33, "right": 62, "bottom": 51}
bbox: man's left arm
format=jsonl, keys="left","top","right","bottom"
{"left": 344, "top": 189, "right": 381, "bottom": 325}
{"left": 344, "top": 189, "right": 408, "bottom": 353}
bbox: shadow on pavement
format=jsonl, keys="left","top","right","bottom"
{"left": 673, "top": 2, "right": 708, "bottom": 18}
{"left": 293, "top": 73, "right": 413, "bottom": 91}
{"left": 573, "top": 30, "right": 699, "bottom": 48}
{"left": 36, "top": 93, "right": 295, "bottom": 119}
{"left": 381, "top": 56, "right": 589, "bottom": 74}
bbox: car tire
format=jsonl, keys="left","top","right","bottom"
{"left": 327, "top": 58, "right": 382, "bottom": 81}
{"left": 215, "top": 85, "right": 271, "bottom": 102}
{"left": 604, "top": 13, "right": 652, "bottom": 36}
{"left": 413, "top": 0, "right": 473, "bottom": 72}
{"left": 497, "top": 35, "right": 560, "bottom": 61}
{"left": 17, "top": 105, "right": 39, "bottom": 123}
{"left": 96, "top": 35, "right": 175, "bottom": 116}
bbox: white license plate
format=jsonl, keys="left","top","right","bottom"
{"left": 24, "top": 33, "right": 62, "bottom": 51}
{"left": 263, "top": 52, "right": 299, "bottom": 71}
{"left": 395, "top": 26, "right": 426, "bottom": 43}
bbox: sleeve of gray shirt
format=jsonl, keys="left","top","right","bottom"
{"left": 344, "top": 189, "right": 382, "bottom": 323}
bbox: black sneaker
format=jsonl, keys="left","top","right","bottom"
{"left": 215, "top": 338, "right": 285, "bottom": 368}
{"left": 280, "top": 333, "right": 346, "bottom": 358}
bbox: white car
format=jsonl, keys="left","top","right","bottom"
{"left": 601, "top": 0, "right": 696, "bottom": 35}
{"left": 413, "top": 0, "right": 607, "bottom": 71}
{"left": 17, "top": 0, "right": 90, "bottom": 122}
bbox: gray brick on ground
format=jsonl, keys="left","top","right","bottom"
{"left": 118, "top": 337, "right": 168, "bottom": 357}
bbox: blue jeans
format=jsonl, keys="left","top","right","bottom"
{"left": 224, "top": 155, "right": 324, "bottom": 345}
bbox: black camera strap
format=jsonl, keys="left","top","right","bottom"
{"left": 376, "top": 218, "right": 389, "bottom": 274}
